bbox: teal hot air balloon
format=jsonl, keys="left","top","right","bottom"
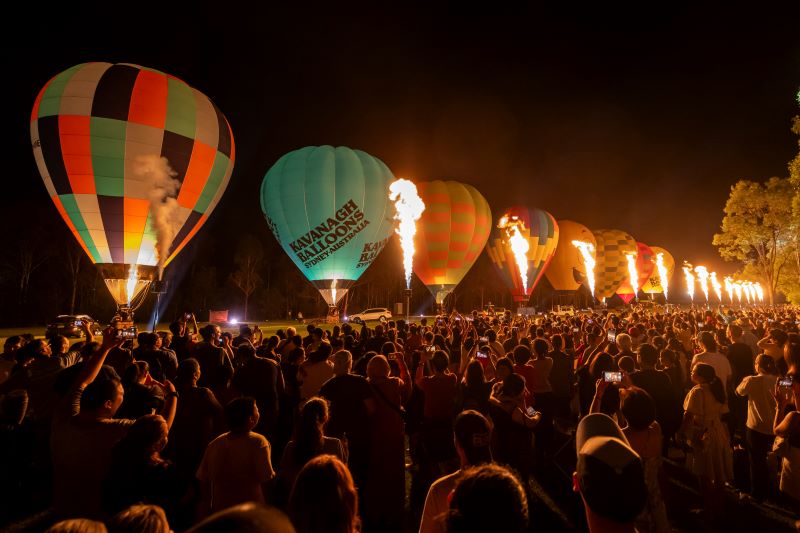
{"left": 260, "top": 146, "right": 396, "bottom": 307}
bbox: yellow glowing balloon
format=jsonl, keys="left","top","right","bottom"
{"left": 544, "top": 220, "right": 596, "bottom": 291}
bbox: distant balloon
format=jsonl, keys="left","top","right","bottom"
{"left": 544, "top": 219, "right": 596, "bottom": 291}
{"left": 486, "top": 207, "right": 559, "bottom": 303}
{"left": 31, "top": 62, "right": 235, "bottom": 308}
{"left": 414, "top": 180, "right": 492, "bottom": 304}
{"left": 260, "top": 146, "right": 396, "bottom": 307}
{"left": 592, "top": 229, "right": 637, "bottom": 300}
{"left": 615, "top": 242, "right": 655, "bottom": 303}
{"left": 642, "top": 246, "right": 675, "bottom": 295}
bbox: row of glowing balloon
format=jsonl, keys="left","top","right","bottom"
{"left": 682, "top": 263, "right": 764, "bottom": 304}
{"left": 29, "top": 61, "right": 763, "bottom": 312}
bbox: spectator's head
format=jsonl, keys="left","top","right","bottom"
{"left": 366, "top": 354, "right": 391, "bottom": 380}
{"left": 307, "top": 342, "right": 332, "bottom": 364}
{"left": 199, "top": 325, "right": 218, "bottom": 343}
{"left": 381, "top": 341, "right": 395, "bottom": 356}
{"left": 289, "top": 455, "right": 358, "bottom": 533}
{"left": 45, "top": 519, "right": 107, "bottom": 533}
{"left": 107, "top": 504, "right": 170, "bottom": 533}
{"left": 454, "top": 410, "right": 493, "bottom": 466}
{"left": 615, "top": 333, "right": 632, "bottom": 351}
{"left": 225, "top": 397, "right": 259, "bottom": 433}
{"left": 431, "top": 350, "right": 449, "bottom": 372}
{"left": 617, "top": 356, "right": 635, "bottom": 374}
{"left": 697, "top": 331, "right": 717, "bottom": 352}
{"left": 573, "top": 413, "right": 647, "bottom": 525}
{"left": 49, "top": 334, "right": 70, "bottom": 355}
{"left": 551, "top": 334, "right": 564, "bottom": 350}
{"left": 498, "top": 373, "right": 526, "bottom": 399}
{"left": 513, "top": 345, "right": 531, "bottom": 365}
{"left": 447, "top": 464, "right": 528, "bottom": 533}
{"left": 495, "top": 357, "right": 514, "bottom": 381}
{"left": 589, "top": 353, "right": 615, "bottom": 381}
{"left": 637, "top": 343, "right": 659, "bottom": 368}
{"left": 465, "top": 360, "right": 486, "bottom": 387}
{"left": 176, "top": 358, "right": 201, "bottom": 386}
{"left": 332, "top": 350, "right": 352, "bottom": 375}
{"left": 487, "top": 330, "right": 497, "bottom": 343}
{"left": 185, "top": 503, "right": 295, "bottom": 533}
{"left": 620, "top": 387, "right": 656, "bottom": 431}
{"left": 122, "top": 360, "right": 149, "bottom": 387}
{"left": 659, "top": 349, "right": 677, "bottom": 369}
{"left": 771, "top": 328, "right": 789, "bottom": 347}
{"left": 114, "top": 414, "right": 169, "bottom": 462}
{"left": 3, "top": 335, "right": 23, "bottom": 354}
{"left": 532, "top": 338, "right": 548, "bottom": 358}
{"left": 691, "top": 363, "right": 726, "bottom": 404}
{"left": 756, "top": 353, "right": 777, "bottom": 375}
{"left": 236, "top": 342, "right": 256, "bottom": 362}
{"left": 81, "top": 377, "right": 124, "bottom": 417}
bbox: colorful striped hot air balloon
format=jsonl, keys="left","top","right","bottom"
{"left": 592, "top": 229, "right": 637, "bottom": 300}
{"left": 31, "top": 63, "right": 235, "bottom": 309}
{"left": 260, "top": 146, "right": 396, "bottom": 308}
{"left": 486, "top": 207, "right": 559, "bottom": 303}
{"left": 544, "top": 219, "right": 596, "bottom": 292}
{"left": 616, "top": 242, "right": 656, "bottom": 304}
{"left": 414, "top": 180, "right": 492, "bottom": 304}
{"left": 642, "top": 246, "right": 675, "bottom": 296}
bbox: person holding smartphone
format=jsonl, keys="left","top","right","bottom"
{"left": 488, "top": 373, "right": 540, "bottom": 481}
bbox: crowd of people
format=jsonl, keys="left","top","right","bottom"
{"left": 2, "top": 303, "right": 800, "bottom": 532}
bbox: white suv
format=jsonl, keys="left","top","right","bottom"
{"left": 346, "top": 307, "right": 393, "bottom": 324}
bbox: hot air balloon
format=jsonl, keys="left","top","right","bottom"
{"left": 413, "top": 180, "right": 492, "bottom": 305}
{"left": 592, "top": 229, "right": 637, "bottom": 300}
{"left": 260, "top": 146, "right": 396, "bottom": 313}
{"left": 615, "top": 242, "right": 655, "bottom": 304}
{"left": 642, "top": 246, "right": 675, "bottom": 296}
{"left": 31, "top": 63, "right": 235, "bottom": 316}
{"left": 486, "top": 207, "right": 559, "bottom": 303}
{"left": 544, "top": 220, "right": 596, "bottom": 292}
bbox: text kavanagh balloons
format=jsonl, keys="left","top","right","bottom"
{"left": 260, "top": 146, "right": 396, "bottom": 307}
{"left": 414, "top": 180, "right": 492, "bottom": 304}
{"left": 31, "top": 62, "right": 235, "bottom": 307}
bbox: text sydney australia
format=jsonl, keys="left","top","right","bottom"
{"left": 290, "top": 199, "right": 369, "bottom": 268}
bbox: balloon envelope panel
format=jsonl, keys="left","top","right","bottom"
{"left": 486, "top": 207, "right": 559, "bottom": 302}
{"left": 592, "top": 229, "right": 637, "bottom": 299}
{"left": 414, "top": 180, "right": 491, "bottom": 303}
{"left": 260, "top": 146, "right": 396, "bottom": 302}
{"left": 545, "top": 219, "right": 596, "bottom": 291}
{"left": 31, "top": 62, "right": 234, "bottom": 271}
{"left": 642, "top": 246, "right": 675, "bottom": 294}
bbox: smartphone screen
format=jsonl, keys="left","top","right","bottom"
{"left": 526, "top": 406, "right": 536, "bottom": 417}
{"left": 604, "top": 371, "right": 622, "bottom": 383}
{"left": 479, "top": 336, "right": 489, "bottom": 343}
{"left": 476, "top": 350, "right": 488, "bottom": 360}
{"left": 779, "top": 377, "right": 793, "bottom": 388}
{"left": 572, "top": 327, "right": 579, "bottom": 333}
{"left": 607, "top": 331, "right": 616, "bottom": 343}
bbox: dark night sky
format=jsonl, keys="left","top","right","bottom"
{"left": 3, "top": 5, "right": 800, "bottom": 279}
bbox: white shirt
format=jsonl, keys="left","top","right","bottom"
{"left": 691, "top": 351, "right": 732, "bottom": 387}
{"left": 419, "top": 470, "right": 462, "bottom": 533}
{"left": 736, "top": 374, "right": 778, "bottom": 435}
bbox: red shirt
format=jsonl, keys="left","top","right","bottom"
{"left": 420, "top": 373, "right": 458, "bottom": 420}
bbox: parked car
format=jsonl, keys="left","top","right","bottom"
{"left": 45, "top": 314, "right": 104, "bottom": 339}
{"left": 345, "top": 307, "right": 393, "bottom": 324}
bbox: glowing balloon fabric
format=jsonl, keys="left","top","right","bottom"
{"left": 592, "top": 229, "right": 637, "bottom": 300}
{"left": 544, "top": 219, "right": 596, "bottom": 291}
{"left": 642, "top": 246, "right": 675, "bottom": 295}
{"left": 414, "top": 180, "right": 492, "bottom": 304}
{"left": 615, "top": 242, "right": 655, "bottom": 303}
{"left": 260, "top": 146, "right": 396, "bottom": 306}
{"left": 486, "top": 207, "right": 559, "bottom": 303}
{"left": 31, "top": 62, "right": 235, "bottom": 284}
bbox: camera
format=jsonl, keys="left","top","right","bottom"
{"left": 604, "top": 371, "right": 623, "bottom": 383}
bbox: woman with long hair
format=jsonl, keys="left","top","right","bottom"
{"left": 288, "top": 455, "right": 359, "bottom": 533}
{"left": 457, "top": 360, "right": 492, "bottom": 415}
{"left": 277, "top": 397, "right": 344, "bottom": 506}
{"left": 679, "top": 362, "right": 732, "bottom": 516}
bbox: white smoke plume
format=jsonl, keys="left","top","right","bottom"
{"left": 134, "top": 155, "right": 181, "bottom": 280}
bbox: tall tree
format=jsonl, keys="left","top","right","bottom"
{"left": 713, "top": 177, "right": 793, "bottom": 304}
{"left": 229, "top": 235, "right": 264, "bottom": 321}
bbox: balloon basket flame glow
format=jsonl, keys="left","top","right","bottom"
{"left": 499, "top": 216, "right": 530, "bottom": 295}
{"left": 100, "top": 264, "right": 156, "bottom": 322}
{"left": 571, "top": 240, "right": 596, "bottom": 299}
{"left": 389, "top": 179, "right": 425, "bottom": 290}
